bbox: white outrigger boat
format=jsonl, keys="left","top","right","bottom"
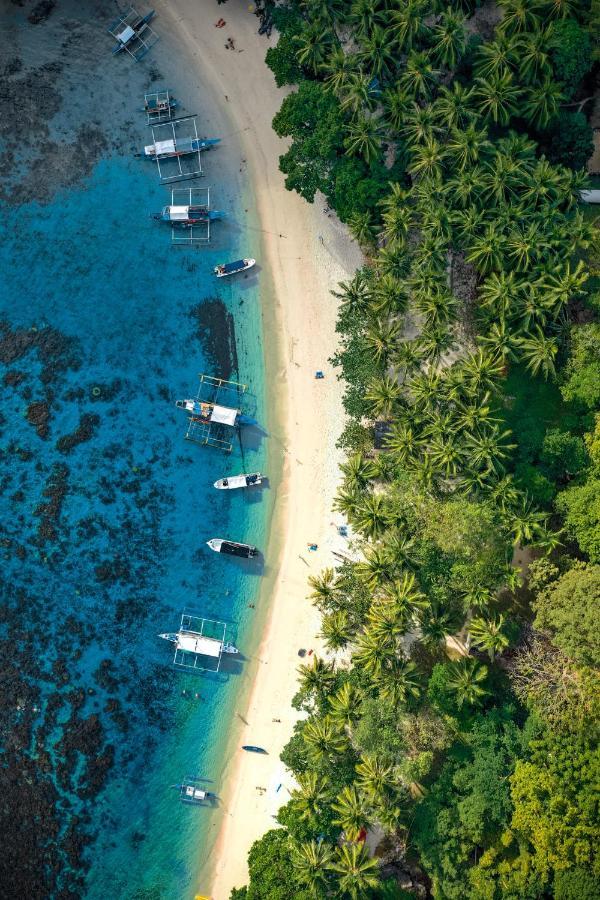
{"left": 214, "top": 258, "right": 256, "bottom": 278}
{"left": 142, "top": 136, "right": 220, "bottom": 160}
{"left": 214, "top": 472, "right": 262, "bottom": 490}
{"left": 160, "top": 626, "right": 238, "bottom": 657}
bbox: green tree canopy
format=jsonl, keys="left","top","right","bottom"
{"left": 533, "top": 562, "right": 600, "bottom": 667}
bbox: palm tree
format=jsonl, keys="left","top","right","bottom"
{"left": 488, "top": 474, "right": 520, "bottom": 512}
{"left": 445, "top": 657, "right": 489, "bottom": 708}
{"left": 298, "top": 656, "right": 337, "bottom": 699}
{"left": 458, "top": 350, "right": 506, "bottom": 395}
{"left": 329, "top": 844, "right": 380, "bottom": 898}
{"left": 356, "top": 544, "right": 396, "bottom": 589}
{"left": 474, "top": 34, "right": 518, "bottom": 80}
{"left": 518, "top": 26, "right": 553, "bottom": 84}
{"left": 517, "top": 326, "right": 559, "bottom": 379}
{"left": 357, "top": 25, "right": 396, "bottom": 80}
{"left": 431, "top": 7, "right": 467, "bottom": 69}
{"left": 353, "top": 493, "right": 390, "bottom": 539}
{"left": 385, "top": 421, "right": 422, "bottom": 464}
{"left": 333, "top": 270, "right": 372, "bottom": 318}
{"left": 350, "top": 0, "right": 384, "bottom": 40}
{"left": 464, "top": 425, "right": 516, "bottom": 474}
{"left": 308, "top": 567, "right": 339, "bottom": 609}
{"left": 303, "top": 715, "right": 347, "bottom": 765}
{"left": 323, "top": 47, "right": 355, "bottom": 96}
{"left": 371, "top": 273, "right": 409, "bottom": 317}
{"left": 453, "top": 392, "right": 500, "bottom": 432}
{"left": 376, "top": 656, "right": 422, "bottom": 707}
{"left": 390, "top": 0, "right": 429, "bottom": 51}
{"left": 538, "top": 260, "right": 588, "bottom": 313}
{"left": 353, "top": 627, "right": 392, "bottom": 677}
{"left": 365, "top": 374, "right": 403, "bottom": 419}
{"left": 433, "top": 81, "right": 476, "bottom": 130}
{"left": 294, "top": 23, "right": 334, "bottom": 74}
{"left": 465, "top": 222, "right": 507, "bottom": 274}
{"left": 334, "top": 486, "right": 362, "bottom": 519}
{"left": 497, "top": 0, "right": 541, "bottom": 35}
{"left": 320, "top": 610, "right": 353, "bottom": 652}
{"left": 340, "top": 72, "right": 374, "bottom": 116}
{"left": 447, "top": 167, "right": 486, "bottom": 208}
{"left": 400, "top": 50, "right": 440, "bottom": 101}
{"left": 408, "top": 370, "right": 442, "bottom": 411}
{"left": 382, "top": 84, "right": 412, "bottom": 132}
{"left": 507, "top": 498, "right": 548, "bottom": 546}
{"left": 428, "top": 434, "right": 466, "bottom": 477}
{"left": 468, "top": 614, "right": 511, "bottom": 662}
{"left": 383, "top": 529, "right": 417, "bottom": 571}
{"left": 364, "top": 317, "right": 402, "bottom": 364}
{"left": 290, "top": 771, "right": 329, "bottom": 823}
{"left": 419, "top": 601, "right": 462, "bottom": 648}
{"left": 348, "top": 211, "right": 377, "bottom": 248}
{"left": 356, "top": 754, "right": 397, "bottom": 801}
{"left": 332, "top": 784, "right": 370, "bottom": 841}
{"left": 292, "top": 840, "right": 333, "bottom": 894}
{"left": 475, "top": 72, "right": 521, "bottom": 125}
{"left": 380, "top": 572, "right": 427, "bottom": 616}
{"left": 537, "top": 0, "right": 581, "bottom": 19}
{"left": 409, "top": 136, "right": 446, "bottom": 180}
{"left": 341, "top": 453, "right": 377, "bottom": 492}
{"left": 344, "top": 115, "right": 382, "bottom": 164}
{"left": 418, "top": 324, "right": 458, "bottom": 365}
{"left": 478, "top": 270, "right": 521, "bottom": 317}
{"left": 523, "top": 78, "right": 564, "bottom": 129}
{"left": 402, "top": 102, "right": 442, "bottom": 148}
{"left": 329, "top": 681, "right": 363, "bottom": 726}
{"left": 446, "top": 123, "right": 491, "bottom": 171}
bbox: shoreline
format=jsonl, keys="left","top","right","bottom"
{"left": 155, "top": 2, "right": 363, "bottom": 896}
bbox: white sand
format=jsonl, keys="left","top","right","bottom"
{"left": 154, "top": 2, "right": 362, "bottom": 896}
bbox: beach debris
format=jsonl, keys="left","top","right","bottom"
{"left": 315, "top": 370, "right": 325, "bottom": 379}
{"left": 215, "top": 19, "right": 226, "bottom": 28}
{"left": 307, "top": 543, "right": 318, "bottom": 552}
{"left": 298, "top": 649, "right": 306, "bottom": 657}
{"left": 107, "top": 6, "right": 158, "bottom": 62}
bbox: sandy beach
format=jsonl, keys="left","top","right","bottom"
{"left": 154, "top": 1, "right": 362, "bottom": 896}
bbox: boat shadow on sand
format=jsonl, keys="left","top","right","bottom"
{"left": 197, "top": 546, "right": 266, "bottom": 578}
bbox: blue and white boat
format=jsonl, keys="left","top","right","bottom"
{"left": 154, "top": 204, "right": 225, "bottom": 226}
{"left": 175, "top": 398, "right": 255, "bottom": 427}
{"left": 142, "top": 136, "right": 220, "bottom": 160}
{"left": 214, "top": 258, "right": 256, "bottom": 278}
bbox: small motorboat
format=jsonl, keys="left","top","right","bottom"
{"left": 207, "top": 539, "right": 258, "bottom": 559}
{"left": 214, "top": 258, "right": 256, "bottom": 278}
{"left": 242, "top": 745, "right": 267, "bottom": 754}
{"left": 214, "top": 472, "right": 262, "bottom": 490}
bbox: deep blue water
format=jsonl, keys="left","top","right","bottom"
{"left": 0, "top": 149, "right": 268, "bottom": 897}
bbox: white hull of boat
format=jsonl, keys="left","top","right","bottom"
{"left": 214, "top": 473, "right": 262, "bottom": 490}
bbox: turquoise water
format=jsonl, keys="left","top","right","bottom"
{"left": 0, "top": 149, "right": 268, "bottom": 896}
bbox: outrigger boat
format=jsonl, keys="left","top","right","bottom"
{"left": 154, "top": 204, "right": 224, "bottom": 226}
{"left": 141, "top": 136, "right": 220, "bottom": 160}
{"left": 108, "top": 7, "right": 158, "bottom": 61}
{"left": 214, "top": 258, "right": 256, "bottom": 278}
{"left": 174, "top": 779, "right": 214, "bottom": 805}
{"left": 160, "top": 613, "right": 238, "bottom": 673}
{"left": 214, "top": 472, "right": 262, "bottom": 490}
{"left": 176, "top": 397, "right": 254, "bottom": 426}
{"left": 207, "top": 539, "right": 258, "bottom": 559}
{"left": 142, "top": 90, "right": 178, "bottom": 123}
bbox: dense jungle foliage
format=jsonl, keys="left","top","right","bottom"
{"left": 231, "top": 1, "right": 600, "bottom": 897}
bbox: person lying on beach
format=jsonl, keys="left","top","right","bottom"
{"left": 215, "top": 18, "right": 226, "bottom": 28}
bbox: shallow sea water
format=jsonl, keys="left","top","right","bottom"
{"left": 0, "top": 142, "right": 268, "bottom": 897}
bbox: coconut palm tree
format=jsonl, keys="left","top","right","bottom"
{"left": 475, "top": 72, "right": 521, "bottom": 125}
{"left": 334, "top": 486, "right": 363, "bottom": 521}
{"left": 468, "top": 614, "right": 511, "bottom": 662}
{"left": 390, "top": 0, "right": 429, "bottom": 51}
{"left": 353, "top": 627, "right": 391, "bottom": 677}
{"left": 298, "top": 656, "right": 337, "bottom": 699}
{"left": 523, "top": 78, "right": 564, "bottom": 129}
{"left": 332, "top": 785, "right": 370, "bottom": 841}
{"left": 400, "top": 50, "right": 440, "bottom": 101}
{"left": 516, "top": 326, "right": 559, "bottom": 379}
{"left": 538, "top": 260, "right": 588, "bottom": 312}
{"left": 356, "top": 544, "right": 396, "bottom": 589}
{"left": 348, "top": 211, "right": 377, "bottom": 248}
{"left": 488, "top": 474, "right": 520, "bottom": 512}
{"left": 329, "top": 843, "right": 380, "bottom": 898}
{"left": 332, "top": 270, "right": 372, "bottom": 318}
{"left": 464, "top": 425, "right": 516, "bottom": 474}
{"left": 383, "top": 529, "right": 417, "bottom": 571}
{"left": 344, "top": 114, "right": 383, "bottom": 164}
{"left": 408, "top": 370, "right": 443, "bottom": 411}
{"left": 353, "top": 493, "right": 390, "bottom": 539}
{"left": 465, "top": 222, "right": 507, "bottom": 274}
{"left": 382, "top": 84, "right": 412, "bottom": 132}
{"left": 385, "top": 421, "right": 423, "bottom": 464}
{"left": 292, "top": 839, "right": 333, "bottom": 894}
{"left": 365, "top": 374, "right": 403, "bottom": 419}
{"left": 309, "top": 567, "right": 340, "bottom": 609}
{"left": 357, "top": 25, "right": 397, "bottom": 80}
{"left": 428, "top": 434, "right": 466, "bottom": 477}
{"left": 409, "top": 136, "right": 446, "bottom": 180}
{"left": 478, "top": 270, "right": 521, "bottom": 317}
{"left": 376, "top": 656, "right": 422, "bottom": 707}
{"left": 402, "top": 102, "right": 442, "bottom": 148}
{"left": 365, "top": 317, "right": 402, "bottom": 365}
{"left": 303, "top": 715, "right": 347, "bottom": 765}
{"left": 370, "top": 273, "right": 409, "bottom": 317}
{"left": 434, "top": 81, "right": 476, "bottom": 130}
{"left": 457, "top": 349, "right": 506, "bottom": 395}
{"left": 507, "top": 498, "right": 548, "bottom": 546}
{"left": 329, "top": 681, "right": 364, "bottom": 726}
{"left": 537, "top": 0, "right": 581, "bottom": 19}
{"left": 356, "top": 753, "right": 397, "bottom": 801}
{"left": 517, "top": 26, "right": 553, "bottom": 84}
{"left": 419, "top": 324, "right": 458, "bottom": 365}
{"left": 419, "top": 601, "right": 462, "bottom": 648}
{"left": 431, "top": 7, "right": 467, "bottom": 69}
{"left": 453, "top": 392, "right": 501, "bottom": 432}
{"left": 323, "top": 47, "right": 356, "bottom": 96}
{"left": 474, "top": 34, "right": 519, "bottom": 80}
{"left": 295, "top": 22, "right": 335, "bottom": 74}
{"left": 445, "top": 657, "right": 489, "bottom": 708}
{"left": 497, "top": 0, "right": 541, "bottom": 35}
{"left": 290, "top": 771, "right": 329, "bottom": 823}
{"left": 350, "top": 0, "right": 385, "bottom": 40}
{"left": 446, "top": 123, "right": 491, "bottom": 172}
{"left": 320, "top": 610, "right": 353, "bottom": 652}
{"left": 382, "top": 572, "right": 427, "bottom": 613}
{"left": 461, "top": 584, "right": 493, "bottom": 612}
{"left": 340, "top": 72, "right": 375, "bottom": 116}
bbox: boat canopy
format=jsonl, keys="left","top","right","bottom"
{"left": 177, "top": 631, "right": 221, "bottom": 658}
{"left": 580, "top": 190, "right": 600, "bottom": 204}
{"left": 154, "top": 138, "right": 176, "bottom": 155}
{"left": 211, "top": 404, "right": 237, "bottom": 426}
{"left": 221, "top": 260, "right": 245, "bottom": 274}
{"left": 117, "top": 25, "right": 136, "bottom": 44}
{"left": 168, "top": 206, "right": 192, "bottom": 220}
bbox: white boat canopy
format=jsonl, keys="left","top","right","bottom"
{"left": 580, "top": 190, "right": 600, "bottom": 204}
{"left": 211, "top": 404, "right": 237, "bottom": 426}
{"left": 117, "top": 25, "right": 136, "bottom": 44}
{"left": 168, "top": 206, "right": 191, "bottom": 221}
{"left": 176, "top": 631, "right": 221, "bottom": 659}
